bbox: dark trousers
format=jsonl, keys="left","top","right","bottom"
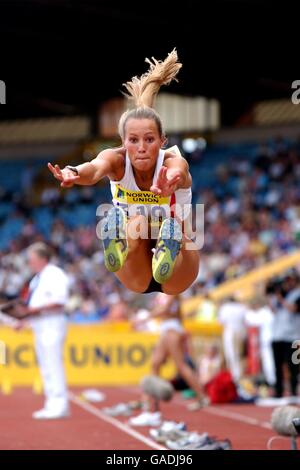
{"left": 272, "top": 341, "right": 299, "bottom": 397}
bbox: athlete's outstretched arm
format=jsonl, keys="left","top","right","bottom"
{"left": 150, "top": 153, "right": 192, "bottom": 196}
{"left": 48, "top": 149, "right": 124, "bottom": 188}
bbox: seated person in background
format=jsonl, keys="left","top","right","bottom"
{"left": 107, "top": 298, "right": 129, "bottom": 322}
{"left": 131, "top": 308, "right": 160, "bottom": 333}
{"left": 150, "top": 292, "right": 207, "bottom": 410}
{"left": 198, "top": 342, "right": 222, "bottom": 387}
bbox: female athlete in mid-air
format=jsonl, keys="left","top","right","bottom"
{"left": 48, "top": 49, "right": 200, "bottom": 294}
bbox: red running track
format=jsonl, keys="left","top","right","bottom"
{"left": 0, "top": 387, "right": 298, "bottom": 450}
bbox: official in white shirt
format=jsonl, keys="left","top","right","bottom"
{"left": 245, "top": 304, "right": 276, "bottom": 386}
{"left": 21, "top": 242, "right": 70, "bottom": 420}
{"left": 218, "top": 297, "right": 248, "bottom": 382}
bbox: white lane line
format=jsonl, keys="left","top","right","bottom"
{"left": 68, "top": 392, "right": 166, "bottom": 450}
{"left": 122, "top": 386, "right": 272, "bottom": 431}
{"left": 201, "top": 406, "right": 272, "bottom": 430}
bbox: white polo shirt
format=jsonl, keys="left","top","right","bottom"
{"left": 28, "top": 263, "right": 69, "bottom": 328}
{"left": 218, "top": 301, "right": 248, "bottom": 334}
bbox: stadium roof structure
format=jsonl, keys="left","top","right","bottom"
{"left": 0, "top": 1, "right": 297, "bottom": 125}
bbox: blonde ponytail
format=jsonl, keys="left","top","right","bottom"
{"left": 123, "top": 48, "right": 182, "bottom": 108}
{"left": 119, "top": 49, "right": 182, "bottom": 140}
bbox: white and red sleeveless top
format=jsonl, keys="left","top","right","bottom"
{"left": 109, "top": 148, "right": 192, "bottom": 234}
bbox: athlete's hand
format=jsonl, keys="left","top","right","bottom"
{"left": 48, "top": 163, "right": 80, "bottom": 188}
{"left": 150, "top": 166, "right": 181, "bottom": 197}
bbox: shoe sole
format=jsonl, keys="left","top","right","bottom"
{"left": 152, "top": 218, "right": 182, "bottom": 284}
{"left": 32, "top": 413, "right": 70, "bottom": 420}
{"left": 100, "top": 207, "right": 128, "bottom": 272}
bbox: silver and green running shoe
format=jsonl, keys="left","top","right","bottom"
{"left": 152, "top": 218, "right": 182, "bottom": 284}
{"left": 100, "top": 206, "right": 128, "bottom": 272}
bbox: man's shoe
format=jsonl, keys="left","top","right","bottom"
{"left": 32, "top": 407, "right": 70, "bottom": 420}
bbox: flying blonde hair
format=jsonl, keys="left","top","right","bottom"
{"left": 119, "top": 49, "right": 182, "bottom": 139}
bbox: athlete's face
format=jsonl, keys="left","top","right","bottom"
{"left": 124, "top": 119, "right": 165, "bottom": 172}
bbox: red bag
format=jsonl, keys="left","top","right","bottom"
{"left": 205, "top": 370, "right": 238, "bottom": 404}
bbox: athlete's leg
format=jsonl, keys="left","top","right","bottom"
{"left": 151, "top": 336, "right": 168, "bottom": 375}
{"left": 164, "top": 330, "right": 204, "bottom": 399}
{"left": 114, "top": 215, "right": 153, "bottom": 293}
{"left": 162, "top": 236, "right": 200, "bottom": 294}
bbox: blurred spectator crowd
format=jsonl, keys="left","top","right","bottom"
{"left": 1, "top": 135, "right": 300, "bottom": 322}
